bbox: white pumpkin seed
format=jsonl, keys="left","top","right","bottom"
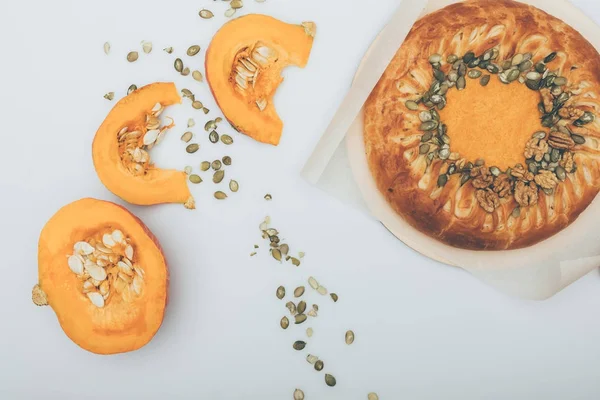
{"left": 103, "top": 42, "right": 110, "bottom": 55}
{"left": 225, "top": 8, "right": 236, "bottom": 17}
{"left": 74, "top": 241, "right": 95, "bottom": 255}
{"left": 102, "top": 233, "right": 116, "bottom": 248}
{"left": 306, "top": 328, "right": 313, "bottom": 337}
{"left": 85, "top": 262, "right": 107, "bottom": 281}
{"left": 125, "top": 245, "right": 134, "bottom": 260}
{"left": 67, "top": 255, "right": 84, "bottom": 275}
{"left": 308, "top": 277, "right": 319, "bottom": 290}
{"left": 87, "top": 292, "right": 105, "bottom": 308}
{"left": 143, "top": 129, "right": 160, "bottom": 145}
{"left": 317, "top": 285, "right": 327, "bottom": 295}
{"left": 141, "top": 41, "right": 152, "bottom": 54}
{"left": 112, "top": 230, "right": 124, "bottom": 244}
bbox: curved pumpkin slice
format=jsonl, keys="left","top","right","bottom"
{"left": 32, "top": 198, "right": 168, "bottom": 355}
{"left": 93, "top": 82, "right": 194, "bottom": 208}
{"left": 206, "top": 14, "right": 316, "bottom": 145}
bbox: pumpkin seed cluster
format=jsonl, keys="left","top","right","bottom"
{"left": 406, "top": 48, "right": 595, "bottom": 215}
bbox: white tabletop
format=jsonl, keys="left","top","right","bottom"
{"left": 2, "top": 0, "right": 600, "bottom": 399}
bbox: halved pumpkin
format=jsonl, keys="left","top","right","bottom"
{"left": 93, "top": 82, "right": 195, "bottom": 208}
{"left": 206, "top": 14, "right": 316, "bottom": 145}
{"left": 32, "top": 198, "right": 168, "bottom": 355}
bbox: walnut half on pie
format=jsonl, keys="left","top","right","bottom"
{"left": 364, "top": 0, "right": 600, "bottom": 250}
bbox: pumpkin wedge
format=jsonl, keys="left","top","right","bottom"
{"left": 206, "top": 14, "right": 316, "bottom": 145}
{"left": 93, "top": 82, "right": 195, "bottom": 208}
{"left": 32, "top": 198, "right": 168, "bottom": 355}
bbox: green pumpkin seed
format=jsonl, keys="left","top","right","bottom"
{"left": 368, "top": 393, "right": 380, "bottom": 400}
{"left": 420, "top": 121, "right": 438, "bottom": 131}
{"left": 264, "top": 194, "right": 272, "bottom": 201}
{"left": 200, "top": 161, "right": 210, "bottom": 171}
{"left": 555, "top": 166, "right": 567, "bottom": 181}
{"left": 457, "top": 76, "right": 466, "bottom": 90}
{"left": 293, "top": 341, "right": 306, "bottom": 351}
{"left": 286, "top": 301, "right": 297, "bottom": 315}
{"left": 294, "top": 287, "right": 305, "bottom": 297}
{"left": 222, "top": 156, "right": 232, "bottom": 166}
{"left": 192, "top": 70, "right": 204, "bottom": 82}
{"left": 325, "top": 374, "right": 336, "bottom": 387}
{"left": 519, "top": 60, "right": 533, "bottom": 72}
{"left": 209, "top": 130, "right": 219, "bottom": 143}
{"left": 437, "top": 174, "right": 448, "bottom": 187}
{"left": 551, "top": 148, "right": 560, "bottom": 163}
{"left": 553, "top": 76, "right": 567, "bottom": 86}
{"left": 480, "top": 75, "right": 491, "bottom": 86}
{"left": 433, "top": 69, "right": 445, "bottom": 82}
{"left": 511, "top": 53, "right": 524, "bottom": 66}
{"left": 463, "top": 51, "right": 475, "bottom": 63}
{"left": 487, "top": 64, "right": 500, "bottom": 74}
{"left": 345, "top": 330, "right": 355, "bottom": 345}
{"left": 429, "top": 54, "right": 442, "bottom": 64}
{"left": 186, "top": 143, "right": 199, "bottom": 153}
{"left": 507, "top": 68, "right": 520, "bottom": 82}
{"left": 419, "top": 111, "right": 432, "bottom": 122}
{"left": 189, "top": 174, "right": 202, "bottom": 184}
{"left": 104, "top": 92, "right": 115, "bottom": 101}
{"left": 174, "top": 58, "right": 183, "bottom": 72}
{"left": 580, "top": 111, "right": 595, "bottom": 123}
{"left": 297, "top": 301, "right": 307, "bottom": 314}
{"left": 439, "top": 149, "right": 450, "bottom": 160}
{"left": 280, "top": 316, "right": 289, "bottom": 329}
{"left": 276, "top": 286, "right": 285, "bottom": 300}
{"left": 221, "top": 135, "right": 233, "bottom": 145}
{"left": 330, "top": 293, "right": 338, "bottom": 302}
{"left": 192, "top": 101, "right": 203, "bottom": 109}
{"left": 127, "top": 84, "right": 137, "bottom": 95}
{"left": 315, "top": 360, "right": 324, "bottom": 371}
{"left": 419, "top": 144, "right": 430, "bottom": 154}
{"left": 181, "top": 88, "right": 194, "bottom": 99}
{"left": 212, "top": 160, "right": 222, "bottom": 170}
{"left": 181, "top": 131, "right": 193, "bottom": 142}
{"left": 535, "top": 62, "right": 546, "bottom": 73}
{"left": 213, "top": 170, "right": 225, "bottom": 184}
{"left": 187, "top": 45, "right": 201, "bottom": 57}
{"left": 544, "top": 52, "right": 557, "bottom": 63}
{"left": 490, "top": 166, "right": 501, "bottom": 176}
{"left": 421, "top": 132, "right": 433, "bottom": 142}
{"left": 447, "top": 54, "right": 458, "bottom": 63}
{"left": 526, "top": 71, "right": 541, "bottom": 81}
{"left": 511, "top": 206, "right": 521, "bottom": 218}
{"left": 199, "top": 9, "right": 214, "bottom": 19}
{"left": 572, "top": 134, "right": 586, "bottom": 145}
{"left": 405, "top": 100, "right": 419, "bottom": 111}
{"left": 229, "top": 180, "right": 239, "bottom": 192}
{"left": 126, "top": 51, "right": 138, "bottom": 62}
{"left": 295, "top": 314, "right": 307, "bottom": 324}
{"left": 467, "top": 70, "right": 482, "bottom": 79}
{"left": 214, "top": 191, "right": 227, "bottom": 200}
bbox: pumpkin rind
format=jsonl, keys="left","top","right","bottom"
{"left": 92, "top": 82, "right": 194, "bottom": 207}
{"left": 36, "top": 198, "right": 168, "bottom": 354}
{"left": 206, "top": 14, "right": 315, "bottom": 145}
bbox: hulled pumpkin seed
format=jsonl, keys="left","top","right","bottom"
{"left": 174, "top": 58, "right": 183, "bottom": 72}
{"left": 181, "top": 131, "right": 193, "bottom": 142}
{"left": 490, "top": 166, "right": 501, "bottom": 176}
{"left": 200, "top": 161, "right": 210, "bottom": 171}
{"left": 437, "top": 174, "right": 448, "bottom": 187}
{"left": 276, "top": 286, "right": 285, "bottom": 300}
{"left": 307, "top": 354, "right": 319, "bottom": 364}
{"left": 187, "top": 45, "right": 201, "bottom": 57}
{"left": 293, "top": 341, "right": 306, "bottom": 351}
{"left": 127, "top": 84, "right": 137, "bottom": 95}
{"left": 103, "top": 42, "right": 110, "bottom": 55}
{"left": 295, "top": 314, "right": 307, "bottom": 324}
{"left": 457, "top": 76, "right": 466, "bottom": 90}
{"left": 189, "top": 174, "right": 202, "bottom": 184}
{"left": 428, "top": 54, "right": 442, "bottom": 64}
{"left": 222, "top": 156, "right": 232, "bottom": 165}
{"left": 315, "top": 360, "right": 324, "bottom": 371}
{"left": 212, "top": 160, "right": 222, "bottom": 170}
{"left": 231, "top": 0, "right": 244, "bottom": 9}
{"left": 199, "top": 9, "right": 214, "bottom": 19}
{"left": 104, "top": 92, "right": 115, "bottom": 101}
{"left": 209, "top": 130, "right": 219, "bottom": 143}
{"left": 291, "top": 257, "right": 301, "bottom": 266}
{"left": 572, "top": 134, "right": 586, "bottom": 145}
{"left": 229, "top": 180, "right": 239, "bottom": 192}
{"left": 325, "top": 374, "right": 336, "bottom": 387}
{"left": 214, "top": 191, "right": 227, "bottom": 200}
{"left": 330, "top": 293, "right": 338, "bottom": 302}
{"left": 221, "top": 135, "right": 233, "bottom": 145}
{"left": 345, "top": 330, "right": 355, "bottom": 345}
{"left": 507, "top": 68, "right": 520, "bottom": 82}
{"left": 186, "top": 143, "right": 199, "bottom": 153}
{"left": 479, "top": 75, "right": 491, "bottom": 86}
{"left": 293, "top": 389, "right": 304, "bottom": 400}
{"left": 294, "top": 286, "right": 305, "bottom": 298}
{"left": 213, "top": 170, "right": 225, "bottom": 183}
{"left": 467, "top": 70, "right": 482, "bottom": 79}
{"left": 203, "top": 107, "right": 210, "bottom": 114}
{"left": 405, "top": 100, "right": 419, "bottom": 111}
{"left": 297, "top": 301, "right": 307, "bottom": 314}
{"left": 555, "top": 166, "right": 567, "bottom": 181}
{"left": 463, "top": 51, "right": 475, "bottom": 63}
{"left": 127, "top": 51, "right": 138, "bottom": 62}
{"left": 281, "top": 316, "right": 289, "bottom": 329}
{"left": 192, "top": 70, "right": 204, "bottom": 82}
{"left": 192, "top": 101, "right": 203, "bottom": 109}
{"left": 447, "top": 54, "right": 458, "bottom": 63}
{"left": 420, "top": 121, "right": 438, "bottom": 131}
{"left": 368, "top": 393, "right": 380, "bottom": 400}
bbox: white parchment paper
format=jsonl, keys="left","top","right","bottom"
{"left": 302, "top": 0, "right": 600, "bottom": 300}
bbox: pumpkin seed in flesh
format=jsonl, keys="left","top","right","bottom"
{"left": 229, "top": 180, "right": 239, "bottom": 192}
{"left": 181, "top": 131, "right": 193, "bottom": 143}
{"left": 200, "top": 161, "right": 210, "bottom": 171}
{"left": 294, "top": 286, "right": 305, "bottom": 297}
{"left": 141, "top": 41, "right": 152, "bottom": 54}
{"left": 330, "top": 293, "right": 338, "bottom": 302}
{"left": 295, "top": 314, "right": 307, "bottom": 324}
{"left": 293, "top": 389, "right": 304, "bottom": 400}
{"left": 103, "top": 42, "right": 110, "bottom": 55}
{"left": 127, "top": 51, "right": 138, "bottom": 62}
{"left": 199, "top": 9, "right": 214, "bottom": 19}
{"left": 276, "top": 286, "right": 285, "bottom": 300}
{"left": 345, "top": 330, "right": 355, "bottom": 345}
{"left": 281, "top": 316, "right": 289, "bottom": 329}
{"left": 212, "top": 160, "right": 222, "bottom": 170}
{"left": 209, "top": 130, "right": 219, "bottom": 143}
{"left": 186, "top": 143, "right": 199, "bottom": 153}
{"left": 104, "top": 92, "right": 115, "bottom": 101}
{"left": 297, "top": 301, "right": 307, "bottom": 314}
{"left": 214, "top": 191, "right": 227, "bottom": 200}
{"left": 212, "top": 170, "right": 224, "bottom": 184}
{"left": 325, "top": 374, "right": 336, "bottom": 387}
{"left": 189, "top": 174, "right": 202, "bottom": 184}
{"left": 174, "top": 58, "right": 183, "bottom": 73}
{"left": 293, "top": 341, "right": 306, "bottom": 351}
{"left": 368, "top": 394, "right": 380, "bottom": 400}
{"left": 315, "top": 360, "right": 324, "bottom": 371}
{"left": 221, "top": 135, "right": 233, "bottom": 145}
{"left": 187, "top": 45, "right": 201, "bottom": 57}
{"left": 192, "top": 70, "right": 203, "bottom": 82}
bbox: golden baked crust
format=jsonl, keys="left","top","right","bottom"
{"left": 364, "top": 0, "right": 600, "bottom": 250}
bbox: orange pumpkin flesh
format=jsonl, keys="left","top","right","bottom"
{"left": 206, "top": 15, "right": 316, "bottom": 145}
{"left": 92, "top": 82, "right": 195, "bottom": 208}
{"left": 34, "top": 198, "right": 168, "bottom": 355}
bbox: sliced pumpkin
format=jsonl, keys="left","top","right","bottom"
{"left": 92, "top": 82, "right": 195, "bottom": 208}
{"left": 206, "top": 14, "right": 316, "bottom": 145}
{"left": 32, "top": 198, "right": 168, "bottom": 355}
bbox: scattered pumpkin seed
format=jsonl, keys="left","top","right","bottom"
{"left": 209, "top": 130, "right": 219, "bottom": 143}
{"left": 199, "top": 9, "right": 214, "bottom": 19}
{"left": 213, "top": 170, "right": 225, "bottom": 183}
{"left": 325, "top": 374, "right": 336, "bottom": 387}
{"left": 202, "top": 107, "right": 210, "bottom": 114}
{"left": 308, "top": 277, "right": 319, "bottom": 290}
{"left": 293, "top": 341, "right": 306, "bottom": 351}
{"left": 163, "top": 47, "right": 173, "bottom": 54}
{"left": 214, "top": 191, "right": 227, "bottom": 200}
{"left": 294, "top": 286, "right": 305, "bottom": 297}
{"left": 295, "top": 314, "right": 307, "bottom": 324}
{"left": 272, "top": 248, "right": 282, "bottom": 261}
{"left": 188, "top": 118, "right": 195, "bottom": 128}
{"left": 184, "top": 166, "right": 192, "bottom": 175}
{"left": 174, "top": 58, "right": 183, "bottom": 72}
{"left": 250, "top": 251, "right": 257, "bottom": 257}
{"left": 345, "top": 330, "right": 355, "bottom": 345}
{"left": 186, "top": 143, "right": 199, "bottom": 153}
{"left": 200, "top": 161, "right": 210, "bottom": 171}
{"left": 189, "top": 174, "right": 202, "bottom": 184}
{"left": 293, "top": 389, "right": 304, "bottom": 400}
{"left": 187, "top": 45, "right": 201, "bottom": 57}
{"left": 307, "top": 354, "right": 318, "bottom": 364}
{"left": 104, "top": 92, "right": 115, "bottom": 101}
{"left": 264, "top": 194, "right": 272, "bottom": 201}
{"left": 315, "top": 361, "right": 324, "bottom": 371}
{"left": 280, "top": 316, "right": 289, "bottom": 329}
{"left": 330, "top": 293, "right": 338, "bottom": 302}
{"left": 181, "top": 131, "right": 193, "bottom": 143}
{"left": 192, "top": 70, "right": 204, "bottom": 82}
{"left": 221, "top": 135, "right": 233, "bottom": 145}
{"left": 276, "top": 286, "right": 285, "bottom": 300}
{"left": 141, "top": 41, "right": 152, "bottom": 54}
{"left": 182, "top": 88, "right": 194, "bottom": 99}
{"left": 103, "top": 42, "right": 110, "bottom": 55}
{"left": 225, "top": 8, "right": 236, "bottom": 17}
{"left": 297, "top": 301, "right": 307, "bottom": 314}
{"left": 368, "top": 393, "right": 380, "bottom": 400}
{"left": 231, "top": 0, "right": 244, "bottom": 9}
{"left": 290, "top": 257, "right": 301, "bottom": 266}
{"left": 306, "top": 328, "right": 313, "bottom": 338}
{"left": 127, "top": 84, "right": 137, "bottom": 95}
{"left": 192, "top": 101, "right": 203, "bottom": 109}
{"left": 317, "top": 285, "right": 327, "bottom": 295}
{"left": 222, "top": 156, "right": 232, "bottom": 166}
{"left": 182, "top": 67, "right": 190, "bottom": 76}
{"left": 126, "top": 51, "right": 138, "bottom": 62}
{"left": 212, "top": 160, "right": 222, "bottom": 170}
{"left": 229, "top": 180, "right": 239, "bottom": 192}
{"left": 286, "top": 301, "right": 297, "bottom": 315}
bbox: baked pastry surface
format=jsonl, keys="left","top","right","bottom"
{"left": 364, "top": 0, "right": 600, "bottom": 250}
